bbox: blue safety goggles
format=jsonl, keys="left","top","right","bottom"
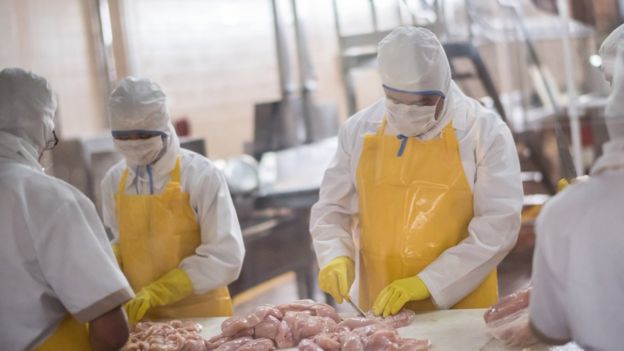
{"left": 382, "top": 84, "right": 446, "bottom": 98}
{"left": 111, "top": 130, "right": 167, "bottom": 140}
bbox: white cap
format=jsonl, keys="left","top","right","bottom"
{"left": 604, "top": 42, "right": 624, "bottom": 140}
{"left": 599, "top": 24, "right": 624, "bottom": 83}
{"left": 0, "top": 68, "right": 57, "bottom": 152}
{"left": 377, "top": 26, "right": 451, "bottom": 97}
{"left": 109, "top": 76, "right": 170, "bottom": 132}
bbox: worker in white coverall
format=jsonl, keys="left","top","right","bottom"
{"left": 101, "top": 77, "right": 245, "bottom": 324}
{"left": 311, "top": 26, "right": 523, "bottom": 316}
{"left": 0, "top": 68, "right": 133, "bottom": 351}
{"left": 528, "top": 39, "right": 624, "bottom": 351}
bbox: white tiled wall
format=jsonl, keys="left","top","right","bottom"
{"left": 0, "top": 0, "right": 108, "bottom": 139}
{"left": 121, "top": 0, "right": 356, "bottom": 158}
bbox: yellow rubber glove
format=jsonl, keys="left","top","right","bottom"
{"left": 318, "top": 256, "right": 355, "bottom": 304}
{"left": 557, "top": 178, "right": 569, "bottom": 192}
{"left": 372, "top": 276, "right": 430, "bottom": 317}
{"left": 111, "top": 243, "right": 122, "bottom": 268}
{"left": 125, "top": 268, "right": 193, "bottom": 324}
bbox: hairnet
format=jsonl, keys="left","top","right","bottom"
{"left": 604, "top": 42, "right": 624, "bottom": 140}
{"left": 109, "top": 76, "right": 170, "bottom": 132}
{"left": 0, "top": 68, "right": 57, "bottom": 152}
{"left": 377, "top": 26, "right": 451, "bottom": 97}
{"left": 599, "top": 24, "right": 624, "bottom": 83}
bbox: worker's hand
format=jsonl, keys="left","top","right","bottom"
{"left": 124, "top": 290, "right": 152, "bottom": 325}
{"left": 318, "top": 256, "right": 355, "bottom": 304}
{"left": 124, "top": 268, "right": 193, "bottom": 324}
{"left": 373, "top": 276, "right": 430, "bottom": 317}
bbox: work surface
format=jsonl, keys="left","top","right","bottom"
{"left": 191, "top": 309, "right": 582, "bottom": 351}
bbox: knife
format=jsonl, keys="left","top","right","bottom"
{"left": 344, "top": 296, "right": 366, "bottom": 317}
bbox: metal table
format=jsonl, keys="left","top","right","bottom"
{"left": 228, "top": 209, "right": 316, "bottom": 300}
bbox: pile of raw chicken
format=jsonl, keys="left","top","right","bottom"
{"left": 123, "top": 299, "right": 431, "bottom": 351}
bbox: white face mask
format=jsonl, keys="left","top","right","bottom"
{"left": 114, "top": 136, "right": 165, "bottom": 166}
{"left": 385, "top": 98, "right": 438, "bottom": 136}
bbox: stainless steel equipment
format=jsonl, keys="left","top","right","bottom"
{"left": 247, "top": 0, "right": 340, "bottom": 159}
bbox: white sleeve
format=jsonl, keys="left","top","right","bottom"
{"left": 418, "top": 120, "right": 523, "bottom": 309}
{"left": 309, "top": 123, "right": 358, "bottom": 268}
{"left": 180, "top": 164, "right": 245, "bottom": 294}
{"left": 101, "top": 166, "right": 120, "bottom": 243}
{"left": 35, "top": 189, "right": 133, "bottom": 323}
{"left": 529, "top": 212, "right": 571, "bottom": 343}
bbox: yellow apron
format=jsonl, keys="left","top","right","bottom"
{"left": 356, "top": 119, "right": 498, "bottom": 312}
{"left": 116, "top": 158, "right": 233, "bottom": 318}
{"left": 36, "top": 315, "right": 90, "bottom": 351}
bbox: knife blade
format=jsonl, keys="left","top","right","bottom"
{"left": 344, "top": 296, "right": 366, "bottom": 317}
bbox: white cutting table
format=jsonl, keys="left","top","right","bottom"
{"left": 192, "top": 309, "right": 582, "bottom": 351}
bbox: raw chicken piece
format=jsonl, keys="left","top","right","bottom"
{"left": 235, "top": 338, "right": 275, "bottom": 351}
{"left": 383, "top": 310, "right": 416, "bottom": 329}
{"left": 254, "top": 315, "right": 282, "bottom": 339}
{"left": 340, "top": 331, "right": 365, "bottom": 351}
{"left": 275, "top": 320, "right": 295, "bottom": 348}
{"left": 365, "top": 329, "right": 401, "bottom": 350}
{"left": 309, "top": 303, "right": 342, "bottom": 323}
{"left": 219, "top": 316, "right": 247, "bottom": 338}
{"left": 204, "top": 335, "right": 231, "bottom": 350}
{"left": 312, "top": 332, "right": 342, "bottom": 351}
{"left": 277, "top": 300, "right": 341, "bottom": 323}
{"left": 352, "top": 322, "right": 388, "bottom": 337}
{"left": 232, "top": 328, "right": 254, "bottom": 338}
{"left": 276, "top": 300, "right": 316, "bottom": 313}
{"left": 221, "top": 305, "right": 283, "bottom": 337}
{"left": 183, "top": 339, "right": 208, "bottom": 351}
{"left": 212, "top": 337, "right": 253, "bottom": 351}
{"left": 287, "top": 313, "right": 338, "bottom": 341}
{"left": 298, "top": 339, "right": 324, "bottom": 351}
{"left": 397, "top": 338, "right": 431, "bottom": 351}
{"left": 283, "top": 310, "right": 312, "bottom": 325}
{"left": 338, "top": 316, "right": 383, "bottom": 330}
{"left": 483, "top": 288, "right": 530, "bottom": 323}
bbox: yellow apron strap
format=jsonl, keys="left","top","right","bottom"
{"left": 170, "top": 157, "right": 181, "bottom": 183}
{"left": 377, "top": 117, "right": 389, "bottom": 136}
{"left": 117, "top": 168, "right": 130, "bottom": 194}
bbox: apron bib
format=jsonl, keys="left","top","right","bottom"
{"left": 356, "top": 119, "right": 497, "bottom": 311}
{"left": 117, "top": 158, "right": 233, "bottom": 318}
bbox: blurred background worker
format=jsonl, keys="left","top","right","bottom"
{"left": 528, "top": 43, "right": 624, "bottom": 350}
{"left": 599, "top": 24, "right": 624, "bottom": 84}
{"left": 101, "top": 77, "right": 245, "bottom": 324}
{"left": 311, "top": 26, "right": 523, "bottom": 316}
{"left": 0, "top": 68, "right": 133, "bottom": 351}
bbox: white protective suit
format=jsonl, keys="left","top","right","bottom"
{"left": 0, "top": 68, "right": 133, "bottom": 350}
{"left": 101, "top": 77, "right": 245, "bottom": 294}
{"left": 310, "top": 27, "right": 523, "bottom": 309}
{"left": 529, "top": 42, "right": 624, "bottom": 350}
